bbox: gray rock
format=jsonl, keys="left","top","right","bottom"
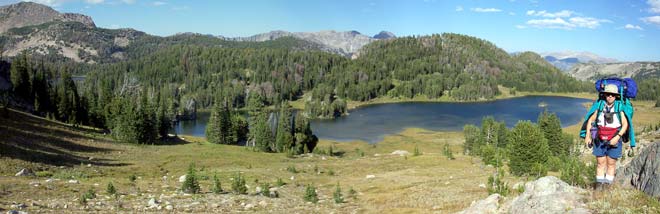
{"left": 456, "top": 193, "right": 501, "bottom": 214}
{"left": 6, "top": 211, "right": 28, "bottom": 214}
{"left": 68, "top": 180, "right": 79, "bottom": 184}
{"left": 244, "top": 203, "right": 255, "bottom": 209}
{"left": 9, "top": 203, "right": 27, "bottom": 209}
{"left": 391, "top": 150, "right": 410, "bottom": 156}
{"left": 508, "top": 176, "right": 590, "bottom": 214}
{"left": 255, "top": 186, "right": 262, "bottom": 194}
{"left": 179, "top": 175, "right": 187, "bottom": 183}
{"left": 269, "top": 187, "right": 279, "bottom": 198}
{"left": 148, "top": 198, "right": 159, "bottom": 207}
{"left": 615, "top": 142, "right": 660, "bottom": 197}
{"left": 15, "top": 168, "right": 34, "bottom": 176}
{"left": 165, "top": 205, "right": 173, "bottom": 210}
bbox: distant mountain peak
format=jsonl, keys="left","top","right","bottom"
{"left": 0, "top": 1, "right": 95, "bottom": 33}
{"left": 540, "top": 50, "right": 619, "bottom": 71}
{"left": 373, "top": 31, "right": 396, "bottom": 39}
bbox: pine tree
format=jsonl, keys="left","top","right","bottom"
{"left": 10, "top": 53, "right": 32, "bottom": 101}
{"left": 156, "top": 103, "right": 170, "bottom": 139}
{"left": 293, "top": 113, "right": 318, "bottom": 153}
{"left": 537, "top": 111, "right": 566, "bottom": 156}
{"left": 182, "top": 163, "right": 200, "bottom": 194}
{"left": 252, "top": 111, "right": 272, "bottom": 152}
{"left": 463, "top": 124, "right": 481, "bottom": 155}
{"left": 207, "top": 100, "right": 233, "bottom": 144}
{"left": 135, "top": 94, "right": 157, "bottom": 144}
{"left": 507, "top": 121, "right": 550, "bottom": 176}
{"left": 275, "top": 103, "right": 293, "bottom": 152}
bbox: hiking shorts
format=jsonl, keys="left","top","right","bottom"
{"left": 593, "top": 140, "right": 622, "bottom": 159}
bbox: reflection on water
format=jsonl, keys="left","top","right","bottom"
{"left": 175, "top": 96, "right": 592, "bottom": 143}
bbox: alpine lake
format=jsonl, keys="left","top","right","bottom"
{"left": 174, "top": 96, "right": 591, "bottom": 143}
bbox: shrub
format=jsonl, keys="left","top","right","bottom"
{"left": 260, "top": 182, "right": 270, "bottom": 197}
{"left": 212, "top": 174, "right": 222, "bottom": 194}
{"left": 560, "top": 157, "right": 596, "bottom": 188}
{"left": 84, "top": 188, "right": 97, "bottom": 199}
{"left": 348, "top": 187, "right": 357, "bottom": 199}
{"left": 443, "top": 144, "right": 455, "bottom": 160}
{"left": 413, "top": 145, "right": 421, "bottom": 156}
{"left": 355, "top": 148, "right": 364, "bottom": 157}
{"left": 547, "top": 156, "right": 563, "bottom": 172}
{"left": 128, "top": 174, "right": 137, "bottom": 183}
{"left": 328, "top": 168, "right": 335, "bottom": 176}
{"left": 80, "top": 188, "right": 96, "bottom": 204}
{"left": 287, "top": 165, "right": 298, "bottom": 173}
{"left": 106, "top": 182, "right": 117, "bottom": 195}
{"left": 35, "top": 171, "right": 53, "bottom": 177}
{"left": 333, "top": 183, "right": 344, "bottom": 203}
{"left": 303, "top": 184, "right": 318, "bottom": 203}
{"left": 531, "top": 162, "right": 548, "bottom": 178}
{"left": 276, "top": 177, "right": 285, "bottom": 187}
{"left": 182, "top": 163, "right": 200, "bottom": 194}
{"left": 231, "top": 172, "right": 247, "bottom": 194}
{"left": 487, "top": 170, "right": 510, "bottom": 197}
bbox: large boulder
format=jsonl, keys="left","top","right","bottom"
{"left": 615, "top": 141, "right": 660, "bottom": 197}
{"left": 457, "top": 176, "right": 590, "bottom": 214}
{"left": 507, "top": 176, "right": 590, "bottom": 214}
{"left": 456, "top": 193, "right": 501, "bottom": 214}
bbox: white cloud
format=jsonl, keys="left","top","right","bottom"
{"left": 522, "top": 9, "right": 610, "bottom": 30}
{"left": 648, "top": 0, "right": 660, "bottom": 13}
{"left": 527, "top": 17, "right": 574, "bottom": 29}
{"left": 84, "top": 0, "right": 103, "bottom": 4}
{"left": 526, "top": 10, "right": 573, "bottom": 18}
{"left": 121, "top": 0, "right": 135, "bottom": 4}
{"left": 455, "top": 6, "right": 463, "bottom": 12}
{"left": 515, "top": 25, "right": 527, "bottom": 29}
{"left": 152, "top": 1, "right": 165, "bottom": 6}
{"left": 471, "top": 8, "right": 502, "bottom": 13}
{"left": 641, "top": 15, "right": 660, "bottom": 25}
{"left": 568, "top": 17, "right": 611, "bottom": 29}
{"left": 509, "top": 12, "right": 516, "bottom": 16}
{"left": 624, "top": 24, "right": 644, "bottom": 30}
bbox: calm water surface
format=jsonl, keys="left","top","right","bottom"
{"left": 175, "top": 96, "right": 591, "bottom": 143}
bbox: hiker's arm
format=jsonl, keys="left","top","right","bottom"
{"left": 610, "top": 112, "right": 629, "bottom": 146}
{"left": 585, "top": 112, "right": 597, "bottom": 145}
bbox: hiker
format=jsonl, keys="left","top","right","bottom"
{"left": 584, "top": 84, "right": 629, "bottom": 188}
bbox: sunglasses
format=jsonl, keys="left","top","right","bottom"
{"left": 603, "top": 93, "right": 619, "bottom": 98}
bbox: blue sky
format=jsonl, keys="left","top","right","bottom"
{"left": 1, "top": 0, "right": 660, "bottom": 61}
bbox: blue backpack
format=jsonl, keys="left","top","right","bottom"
{"left": 579, "top": 78, "right": 636, "bottom": 147}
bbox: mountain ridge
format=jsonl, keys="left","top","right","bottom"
{"left": 224, "top": 29, "right": 395, "bottom": 57}
{"left": 0, "top": 2, "right": 94, "bottom": 33}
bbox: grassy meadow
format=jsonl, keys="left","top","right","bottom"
{"left": 1, "top": 93, "right": 660, "bottom": 213}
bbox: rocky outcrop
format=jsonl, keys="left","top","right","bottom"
{"left": 457, "top": 176, "right": 590, "bottom": 214}
{"left": 457, "top": 194, "right": 501, "bottom": 214}
{"left": 228, "top": 30, "right": 395, "bottom": 57}
{"left": 615, "top": 141, "right": 660, "bottom": 198}
{"left": 506, "top": 176, "right": 590, "bottom": 214}
{"left": 566, "top": 62, "right": 660, "bottom": 81}
{"left": 0, "top": 2, "right": 95, "bottom": 33}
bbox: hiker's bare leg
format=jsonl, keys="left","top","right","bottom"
{"left": 606, "top": 156, "right": 617, "bottom": 180}
{"left": 597, "top": 156, "right": 607, "bottom": 178}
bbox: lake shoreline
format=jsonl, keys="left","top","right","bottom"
{"left": 344, "top": 92, "right": 595, "bottom": 111}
